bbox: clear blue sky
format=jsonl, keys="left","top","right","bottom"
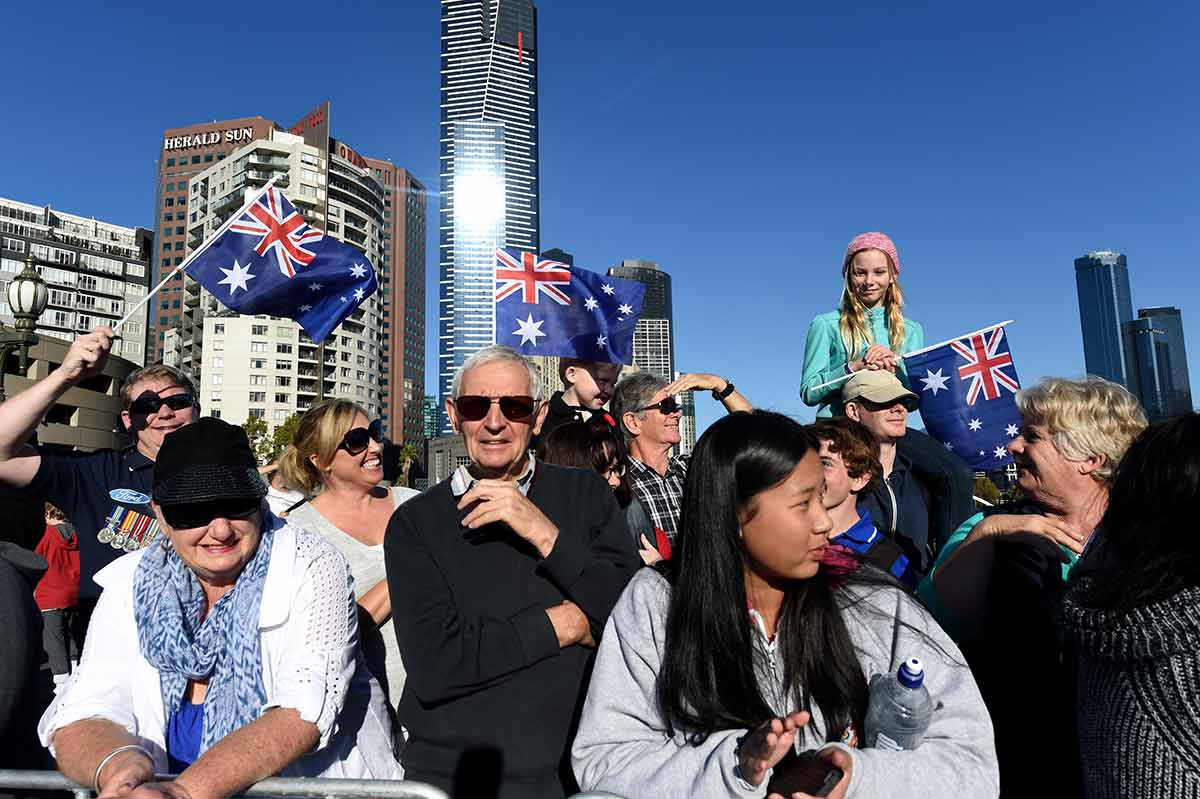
{"left": 3, "top": 1, "right": 1198, "bottom": 434}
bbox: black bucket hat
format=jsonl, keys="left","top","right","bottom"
{"left": 153, "top": 417, "right": 268, "bottom": 506}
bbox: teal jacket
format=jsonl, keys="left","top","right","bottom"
{"left": 800, "top": 308, "right": 925, "bottom": 417}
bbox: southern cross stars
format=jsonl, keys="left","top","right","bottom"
{"left": 218, "top": 259, "right": 255, "bottom": 296}
{"left": 309, "top": 283, "right": 323, "bottom": 292}
{"left": 584, "top": 297, "right": 599, "bottom": 311}
{"left": 299, "top": 304, "right": 313, "bottom": 313}
{"left": 1006, "top": 423, "right": 1019, "bottom": 437}
{"left": 994, "top": 445, "right": 1008, "bottom": 459}
{"left": 920, "top": 368, "right": 950, "bottom": 395}
{"left": 968, "top": 418, "right": 983, "bottom": 431}
{"left": 512, "top": 314, "right": 546, "bottom": 347}
{"left": 350, "top": 263, "right": 368, "bottom": 278}
{"left": 596, "top": 335, "right": 608, "bottom": 349}
{"left": 353, "top": 287, "right": 365, "bottom": 302}
{"left": 601, "top": 284, "right": 615, "bottom": 295}
{"left": 617, "top": 303, "right": 633, "bottom": 317}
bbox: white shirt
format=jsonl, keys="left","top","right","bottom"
{"left": 38, "top": 517, "right": 403, "bottom": 779}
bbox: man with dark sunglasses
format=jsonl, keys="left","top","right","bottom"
{"left": 842, "top": 369, "right": 941, "bottom": 573}
{"left": 0, "top": 326, "right": 199, "bottom": 623}
{"left": 610, "top": 370, "right": 752, "bottom": 552}
{"left": 385, "top": 344, "right": 639, "bottom": 799}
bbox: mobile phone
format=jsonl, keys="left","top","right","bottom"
{"left": 766, "top": 749, "right": 845, "bottom": 797}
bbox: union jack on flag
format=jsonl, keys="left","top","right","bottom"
{"left": 494, "top": 249, "right": 572, "bottom": 305}
{"left": 904, "top": 322, "right": 1024, "bottom": 471}
{"left": 183, "top": 183, "right": 378, "bottom": 344}
{"left": 951, "top": 327, "right": 1020, "bottom": 406}
{"left": 228, "top": 185, "right": 324, "bottom": 278}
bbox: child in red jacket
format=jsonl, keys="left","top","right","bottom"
{"left": 34, "top": 504, "right": 81, "bottom": 683}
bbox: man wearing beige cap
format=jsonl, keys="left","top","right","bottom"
{"left": 842, "top": 370, "right": 935, "bottom": 572}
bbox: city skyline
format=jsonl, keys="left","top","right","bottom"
{"left": 3, "top": 1, "right": 1199, "bottom": 436}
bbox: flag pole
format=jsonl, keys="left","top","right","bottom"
{"left": 803, "top": 319, "right": 1016, "bottom": 394}
{"left": 112, "top": 178, "right": 279, "bottom": 334}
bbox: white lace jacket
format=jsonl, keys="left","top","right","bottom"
{"left": 38, "top": 517, "right": 403, "bottom": 779}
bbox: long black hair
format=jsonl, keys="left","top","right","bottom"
{"left": 658, "top": 410, "right": 903, "bottom": 743}
{"left": 1079, "top": 412, "right": 1200, "bottom": 615}
{"left": 536, "top": 414, "right": 632, "bottom": 507}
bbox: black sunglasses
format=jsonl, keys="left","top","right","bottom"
{"left": 454, "top": 395, "right": 537, "bottom": 423}
{"left": 129, "top": 393, "right": 195, "bottom": 416}
{"left": 637, "top": 397, "right": 681, "bottom": 415}
{"left": 160, "top": 497, "right": 261, "bottom": 530}
{"left": 339, "top": 418, "right": 384, "bottom": 455}
{"left": 856, "top": 396, "right": 919, "bottom": 413}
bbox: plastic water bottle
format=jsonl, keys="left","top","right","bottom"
{"left": 864, "top": 657, "right": 934, "bottom": 751}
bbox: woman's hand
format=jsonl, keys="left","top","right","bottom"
{"left": 96, "top": 748, "right": 155, "bottom": 798}
{"left": 737, "top": 711, "right": 811, "bottom": 787}
{"left": 849, "top": 345, "right": 897, "bottom": 374}
{"left": 974, "top": 513, "right": 1088, "bottom": 556}
{"left": 766, "top": 746, "right": 854, "bottom": 799}
{"left": 638, "top": 534, "right": 663, "bottom": 565}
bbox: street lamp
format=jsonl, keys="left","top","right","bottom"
{"left": 0, "top": 256, "right": 50, "bottom": 402}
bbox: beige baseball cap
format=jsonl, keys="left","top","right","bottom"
{"left": 841, "top": 370, "right": 919, "bottom": 409}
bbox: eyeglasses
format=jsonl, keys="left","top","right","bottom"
{"left": 129, "top": 392, "right": 195, "bottom": 416}
{"left": 454, "top": 395, "right": 537, "bottom": 423}
{"left": 339, "top": 418, "right": 384, "bottom": 455}
{"left": 854, "top": 396, "right": 919, "bottom": 413}
{"left": 637, "top": 397, "right": 681, "bottom": 415}
{"left": 160, "top": 497, "right": 260, "bottom": 530}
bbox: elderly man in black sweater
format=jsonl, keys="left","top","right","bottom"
{"left": 385, "top": 345, "right": 640, "bottom": 799}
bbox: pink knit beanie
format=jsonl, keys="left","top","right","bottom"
{"left": 843, "top": 232, "right": 900, "bottom": 275}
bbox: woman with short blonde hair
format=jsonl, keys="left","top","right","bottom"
{"left": 279, "top": 399, "right": 418, "bottom": 712}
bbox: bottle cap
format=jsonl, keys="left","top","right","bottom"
{"left": 897, "top": 657, "right": 924, "bottom": 689}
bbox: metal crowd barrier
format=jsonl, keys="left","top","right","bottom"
{"left": 0, "top": 770, "right": 624, "bottom": 799}
{"left": 0, "top": 770, "right": 447, "bottom": 799}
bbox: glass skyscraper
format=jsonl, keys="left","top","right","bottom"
{"left": 1127, "top": 307, "right": 1192, "bottom": 421}
{"left": 438, "top": 0, "right": 540, "bottom": 432}
{"left": 607, "top": 259, "right": 675, "bottom": 378}
{"left": 1075, "top": 251, "right": 1136, "bottom": 386}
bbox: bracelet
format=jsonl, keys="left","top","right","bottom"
{"left": 712, "top": 380, "right": 735, "bottom": 401}
{"left": 94, "top": 744, "right": 153, "bottom": 794}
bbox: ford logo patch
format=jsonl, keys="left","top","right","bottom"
{"left": 109, "top": 488, "right": 151, "bottom": 505}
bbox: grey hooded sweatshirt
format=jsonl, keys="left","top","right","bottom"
{"left": 572, "top": 568, "right": 999, "bottom": 799}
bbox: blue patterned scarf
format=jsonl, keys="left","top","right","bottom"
{"left": 133, "top": 521, "right": 274, "bottom": 755}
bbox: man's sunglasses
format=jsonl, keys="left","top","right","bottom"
{"left": 454, "top": 395, "right": 537, "bottom": 423}
{"left": 129, "top": 393, "right": 195, "bottom": 416}
{"left": 856, "top": 396, "right": 920, "bottom": 413}
{"left": 160, "top": 497, "right": 260, "bottom": 530}
{"left": 638, "top": 397, "right": 681, "bottom": 415}
{"left": 339, "top": 418, "right": 384, "bottom": 455}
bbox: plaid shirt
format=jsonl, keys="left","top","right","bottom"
{"left": 627, "top": 453, "right": 690, "bottom": 544}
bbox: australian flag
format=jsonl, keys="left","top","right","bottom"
{"left": 493, "top": 248, "right": 645, "bottom": 364}
{"left": 184, "top": 185, "right": 378, "bottom": 344}
{"left": 905, "top": 325, "right": 1023, "bottom": 472}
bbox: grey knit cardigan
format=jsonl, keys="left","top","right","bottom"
{"left": 1062, "top": 579, "right": 1200, "bottom": 799}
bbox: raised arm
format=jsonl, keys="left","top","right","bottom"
{"left": 0, "top": 327, "right": 115, "bottom": 487}
{"left": 662, "top": 373, "right": 752, "bottom": 414}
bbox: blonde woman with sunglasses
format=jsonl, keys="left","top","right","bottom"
{"left": 278, "top": 399, "right": 419, "bottom": 717}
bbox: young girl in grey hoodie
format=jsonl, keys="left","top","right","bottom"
{"left": 572, "top": 411, "right": 999, "bottom": 799}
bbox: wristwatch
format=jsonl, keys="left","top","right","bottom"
{"left": 712, "top": 380, "right": 735, "bottom": 401}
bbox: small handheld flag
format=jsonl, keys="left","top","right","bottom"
{"left": 183, "top": 185, "right": 378, "bottom": 344}
{"left": 493, "top": 248, "right": 645, "bottom": 364}
{"left": 904, "top": 323, "right": 1023, "bottom": 471}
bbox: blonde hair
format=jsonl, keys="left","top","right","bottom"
{"left": 276, "top": 398, "right": 371, "bottom": 498}
{"left": 838, "top": 249, "right": 906, "bottom": 359}
{"left": 1016, "top": 377, "right": 1147, "bottom": 486}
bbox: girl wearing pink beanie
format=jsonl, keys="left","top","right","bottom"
{"left": 799, "top": 232, "right": 925, "bottom": 417}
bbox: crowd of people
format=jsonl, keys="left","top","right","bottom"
{"left": 0, "top": 230, "right": 1193, "bottom": 799}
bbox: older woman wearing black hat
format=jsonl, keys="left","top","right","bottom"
{"left": 39, "top": 418, "right": 403, "bottom": 799}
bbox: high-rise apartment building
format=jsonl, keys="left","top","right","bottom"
{"left": 607, "top": 259, "right": 674, "bottom": 378}
{"left": 677, "top": 377, "right": 697, "bottom": 456}
{"left": 438, "top": 0, "right": 540, "bottom": 432}
{"left": 176, "top": 129, "right": 384, "bottom": 434}
{"left": 1075, "top": 251, "right": 1136, "bottom": 387}
{"left": 155, "top": 105, "right": 426, "bottom": 444}
{"left": 0, "top": 197, "right": 152, "bottom": 365}
{"left": 152, "top": 116, "right": 276, "bottom": 362}
{"left": 1127, "top": 306, "right": 1192, "bottom": 421}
